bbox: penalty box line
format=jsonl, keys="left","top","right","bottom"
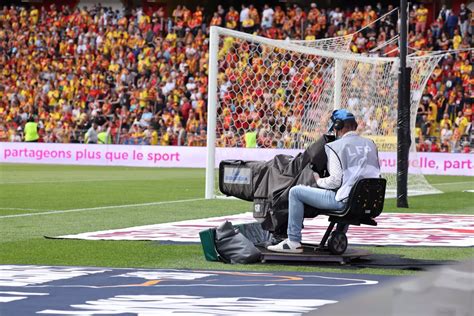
{"left": 0, "top": 198, "right": 205, "bottom": 219}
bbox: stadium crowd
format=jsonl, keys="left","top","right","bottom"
{"left": 0, "top": 2, "right": 472, "bottom": 152}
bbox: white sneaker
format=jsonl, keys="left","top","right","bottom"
{"left": 267, "top": 239, "right": 303, "bottom": 254}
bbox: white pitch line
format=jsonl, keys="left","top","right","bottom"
{"left": 0, "top": 179, "right": 152, "bottom": 185}
{"left": 0, "top": 198, "right": 206, "bottom": 219}
{"left": 433, "top": 181, "right": 474, "bottom": 186}
{"left": 1, "top": 207, "right": 43, "bottom": 211}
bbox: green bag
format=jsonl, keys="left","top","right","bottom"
{"left": 199, "top": 228, "right": 219, "bottom": 262}
{"left": 199, "top": 221, "right": 263, "bottom": 264}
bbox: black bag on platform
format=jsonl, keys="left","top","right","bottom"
{"left": 214, "top": 221, "right": 262, "bottom": 264}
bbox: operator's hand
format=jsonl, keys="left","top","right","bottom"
{"left": 313, "top": 172, "right": 320, "bottom": 182}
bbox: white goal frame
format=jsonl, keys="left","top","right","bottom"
{"left": 205, "top": 26, "right": 441, "bottom": 199}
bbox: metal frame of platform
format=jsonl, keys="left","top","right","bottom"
{"left": 259, "top": 246, "right": 371, "bottom": 265}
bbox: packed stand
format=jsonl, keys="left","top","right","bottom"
{"left": 0, "top": 3, "right": 472, "bottom": 152}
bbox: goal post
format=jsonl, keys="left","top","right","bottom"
{"left": 334, "top": 59, "right": 343, "bottom": 110}
{"left": 205, "top": 26, "right": 442, "bottom": 199}
{"left": 205, "top": 26, "right": 220, "bottom": 199}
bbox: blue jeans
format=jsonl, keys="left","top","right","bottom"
{"left": 287, "top": 185, "right": 346, "bottom": 242}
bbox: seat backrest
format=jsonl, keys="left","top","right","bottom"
{"left": 345, "top": 178, "right": 386, "bottom": 219}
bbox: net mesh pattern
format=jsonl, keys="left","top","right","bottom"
{"left": 211, "top": 29, "right": 442, "bottom": 198}
{"left": 289, "top": 34, "right": 353, "bottom": 51}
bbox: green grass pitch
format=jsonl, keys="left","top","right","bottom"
{"left": 0, "top": 164, "right": 473, "bottom": 276}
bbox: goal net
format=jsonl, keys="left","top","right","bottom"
{"left": 206, "top": 26, "right": 442, "bottom": 199}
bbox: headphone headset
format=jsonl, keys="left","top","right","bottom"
{"left": 333, "top": 118, "right": 345, "bottom": 131}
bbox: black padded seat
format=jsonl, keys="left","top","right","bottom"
{"left": 315, "top": 178, "right": 387, "bottom": 255}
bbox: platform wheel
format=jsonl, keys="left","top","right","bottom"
{"left": 328, "top": 231, "right": 348, "bottom": 255}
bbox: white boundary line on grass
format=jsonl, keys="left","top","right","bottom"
{"left": 432, "top": 181, "right": 473, "bottom": 186}
{"left": 1, "top": 207, "right": 45, "bottom": 211}
{"left": 1, "top": 181, "right": 471, "bottom": 219}
{"left": 2, "top": 179, "right": 472, "bottom": 186}
{"left": 0, "top": 198, "right": 206, "bottom": 219}
{"left": 0, "top": 178, "right": 157, "bottom": 185}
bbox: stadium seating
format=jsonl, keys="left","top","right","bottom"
{"left": 0, "top": 3, "right": 472, "bottom": 152}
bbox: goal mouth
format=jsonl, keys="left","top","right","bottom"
{"left": 206, "top": 27, "right": 443, "bottom": 199}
